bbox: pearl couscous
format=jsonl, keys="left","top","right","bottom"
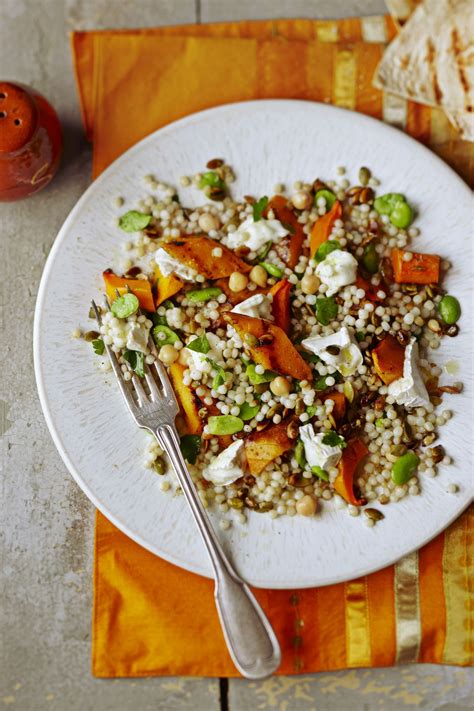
{"left": 82, "top": 159, "right": 463, "bottom": 526}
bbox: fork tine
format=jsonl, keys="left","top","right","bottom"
{"left": 91, "top": 299, "right": 136, "bottom": 410}
{"left": 131, "top": 373, "right": 148, "bottom": 405}
{"left": 144, "top": 368, "right": 162, "bottom": 401}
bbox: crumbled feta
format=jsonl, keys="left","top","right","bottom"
{"left": 186, "top": 332, "right": 221, "bottom": 374}
{"left": 388, "top": 339, "right": 430, "bottom": 409}
{"left": 316, "top": 250, "right": 358, "bottom": 296}
{"left": 126, "top": 322, "right": 150, "bottom": 354}
{"left": 231, "top": 294, "right": 273, "bottom": 321}
{"left": 299, "top": 424, "right": 342, "bottom": 470}
{"left": 224, "top": 216, "right": 288, "bottom": 252}
{"left": 301, "top": 326, "right": 362, "bottom": 377}
{"left": 155, "top": 247, "right": 197, "bottom": 281}
{"left": 203, "top": 440, "right": 245, "bottom": 486}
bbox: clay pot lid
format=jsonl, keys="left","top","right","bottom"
{"left": 0, "top": 82, "right": 38, "bottom": 154}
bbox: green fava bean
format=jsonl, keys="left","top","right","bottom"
{"left": 390, "top": 200, "right": 413, "bottom": 229}
{"left": 311, "top": 465, "right": 329, "bottom": 481}
{"left": 111, "top": 293, "right": 139, "bottom": 318}
{"left": 260, "top": 262, "right": 284, "bottom": 278}
{"left": 315, "top": 189, "right": 336, "bottom": 210}
{"left": 391, "top": 451, "right": 419, "bottom": 485}
{"left": 152, "top": 324, "right": 180, "bottom": 346}
{"left": 315, "top": 240, "right": 341, "bottom": 263}
{"left": 207, "top": 415, "right": 244, "bottom": 435}
{"left": 362, "top": 241, "right": 380, "bottom": 274}
{"left": 294, "top": 440, "right": 306, "bottom": 469}
{"left": 186, "top": 287, "right": 222, "bottom": 303}
{"left": 438, "top": 295, "right": 461, "bottom": 325}
{"left": 373, "top": 193, "right": 405, "bottom": 215}
{"left": 239, "top": 402, "right": 260, "bottom": 421}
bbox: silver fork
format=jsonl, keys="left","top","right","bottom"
{"left": 92, "top": 299, "right": 281, "bottom": 680}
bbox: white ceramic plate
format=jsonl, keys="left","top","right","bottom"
{"left": 34, "top": 100, "right": 473, "bottom": 589}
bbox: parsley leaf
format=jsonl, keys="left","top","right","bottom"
{"left": 315, "top": 296, "right": 338, "bottom": 326}
{"left": 253, "top": 196, "right": 268, "bottom": 222}
{"left": 198, "top": 171, "right": 225, "bottom": 190}
{"left": 123, "top": 349, "right": 145, "bottom": 377}
{"left": 91, "top": 339, "right": 105, "bottom": 355}
{"left": 187, "top": 334, "right": 210, "bottom": 354}
{"left": 322, "top": 431, "right": 347, "bottom": 448}
{"left": 207, "top": 359, "right": 228, "bottom": 390}
{"left": 118, "top": 210, "right": 152, "bottom": 233}
{"left": 179, "top": 435, "right": 201, "bottom": 465}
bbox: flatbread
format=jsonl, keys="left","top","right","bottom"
{"left": 385, "top": 0, "right": 423, "bottom": 27}
{"left": 375, "top": 0, "right": 474, "bottom": 140}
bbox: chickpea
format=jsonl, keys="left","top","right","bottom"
{"left": 291, "top": 191, "right": 312, "bottom": 211}
{"left": 270, "top": 376, "right": 291, "bottom": 397}
{"left": 229, "top": 271, "right": 249, "bottom": 292}
{"left": 158, "top": 344, "right": 179, "bottom": 365}
{"left": 198, "top": 212, "right": 220, "bottom": 233}
{"left": 249, "top": 264, "right": 268, "bottom": 287}
{"left": 301, "top": 274, "right": 320, "bottom": 295}
{"left": 178, "top": 348, "right": 192, "bottom": 366}
{"left": 296, "top": 495, "right": 318, "bottom": 517}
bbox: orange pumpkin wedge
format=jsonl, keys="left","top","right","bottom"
{"left": 168, "top": 363, "right": 202, "bottom": 435}
{"left": 391, "top": 248, "right": 440, "bottom": 284}
{"left": 309, "top": 200, "right": 342, "bottom": 258}
{"left": 333, "top": 438, "right": 368, "bottom": 505}
{"left": 265, "top": 195, "right": 305, "bottom": 268}
{"left": 320, "top": 390, "right": 346, "bottom": 422}
{"left": 103, "top": 271, "right": 155, "bottom": 312}
{"left": 162, "top": 236, "right": 250, "bottom": 280}
{"left": 269, "top": 279, "right": 292, "bottom": 333}
{"left": 372, "top": 335, "right": 405, "bottom": 385}
{"left": 223, "top": 312, "right": 312, "bottom": 381}
{"left": 153, "top": 267, "right": 183, "bottom": 307}
{"left": 244, "top": 421, "right": 293, "bottom": 475}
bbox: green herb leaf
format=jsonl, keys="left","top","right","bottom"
{"left": 300, "top": 351, "right": 320, "bottom": 364}
{"left": 179, "top": 434, "right": 201, "bottom": 465}
{"left": 198, "top": 171, "right": 225, "bottom": 190}
{"left": 152, "top": 325, "right": 180, "bottom": 346}
{"left": 111, "top": 293, "right": 140, "bottom": 319}
{"left": 246, "top": 363, "right": 276, "bottom": 384}
{"left": 91, "top": 339, "right": 105, "bottom": 355}
{"left": 306, "top": 405, "right": 318, "bottom": 417}
{"left": 355, "top": 331, "right": 365, "bottom": 342}
{"left": 207, "top": 359, "right": 228, "bottom": 390}
{"left": 239, "top": 402, "right": 260, "bottom": 421}
{"left": 314, "top": 372, "right": 341, "bottom": 391}
{"left": 322, "top": 431, "right": 347, "bottom": 448}
{"left": 148, "top": 311, "right": 168, "bottom": 327}
{"left": 281, "top": 221, "right": 296, "bottom": 235}
{"left": 311, "top": 465, "right": 329, "bottom": 481}
{"left": 260, "top": 262, "right": 284, "bottom": 278}
{"left": 253, "top": 196, "right": 269, "bottom": 222}
{"left": 123, "top": 349, "right": 145, "bottom": 377}
{"left": 315, "top": 240, "right": 341, "bottom": 263}
{"left": 118, "top": 210, "right": 152, "bottom": 233}
{"left": 375, "top": 417, "right": 385, "bottom": 429}
{"left": 315, "top": 296, "right": 338, "bottom": 326}
{"left": 314, "top": 189, "right": 337, "bottom": 211}
{"left": 187, "top": 334, "right": 211, "bottom": 354}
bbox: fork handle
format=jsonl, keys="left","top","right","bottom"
{"left": 155, "top": 424, "right": 281, "bottom": 680}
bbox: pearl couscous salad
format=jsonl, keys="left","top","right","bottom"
{"left": 77, "top": 160, "right": 463, "bottom": 528}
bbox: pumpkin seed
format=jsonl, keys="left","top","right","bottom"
{"left": 364, "top": 508, "right": 384, "bottom": 522}
{"left": 358, "top": 166, "right": 371, "bottom": 185}
{"left": 422, "top": 433, "right": 436, "bottom": 446}
{"left": 153, "top": 457, "right": 166, "bottom": 475}
{"left": 378, "top": 495, "right": 390, "bottom": 505}
{"left": 390, "top": 444, "right": 407, "bottom": 457}
{"left": 83, "top": 330, "right": 100, "bottom": 342}
{"left": 228, "top": 497, "right": 244, "bottom": 510}
{"left": 429, "top": 445, "right": 445, "bottom": 463}
{"left": 295, "top": 399, "right": 305, "bottom": 416}
{"left": 256, "top": 502, "right": 274, "bottom": 513}
{"left": 244, "top": 333, "right": 259, "bottom": 347}
{"left": 343, "top": 381, "right": 355, "bottom": 403}
{"left": 206, "top": 158, "right": 224, "bottom": 169}
{"left": 286, "top": 419, "right": 299, "bottom": 440}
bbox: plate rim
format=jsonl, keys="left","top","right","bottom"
{"left": 33, "top": 98, "right": 473, "bottom": 589}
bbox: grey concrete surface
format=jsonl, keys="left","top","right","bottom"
{"left": 0, "top": 1, "right": 472, "bottom": 710}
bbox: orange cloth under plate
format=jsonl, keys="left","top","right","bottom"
{"left": 71, "top": 17, "right": 473, "bottom": 677}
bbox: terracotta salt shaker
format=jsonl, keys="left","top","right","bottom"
{"left": 0, "top": 81, "right": 62, "bottom": 201}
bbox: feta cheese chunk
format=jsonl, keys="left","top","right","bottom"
{"left": 126, "top": 322, "right": 150, "bottom": 354}
{"left": 186, "top": 332, "right": 221, "bottom": 374}
{"left": 299, "top": 424, "right": 343, "bottom": 471}
{"left": 316, "top": 249, "right": 358, "bottom": 296}
{"left": 231, "top": 293, "right": 273, "bottom": 321}
{"left": 388, "top": 339, "right": 430, "bottom": 409}
{"left": 203, "top": 440, "right": 245, "bottom": 486}
{"left": 225, "top": 216, "right": 288, "bottom": 253}
{"left": 301, "top": 326, "right": 362, "bottom": 377}
{"left": 155, "top": 247, "right": 197, "bottom": 281}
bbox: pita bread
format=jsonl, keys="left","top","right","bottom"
{"left": 374, "top": 0, "right": 474, "bottom": 140}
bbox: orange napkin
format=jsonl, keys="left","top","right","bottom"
{"left": 71, "top": 17, "right": 473, "bottom": 677}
